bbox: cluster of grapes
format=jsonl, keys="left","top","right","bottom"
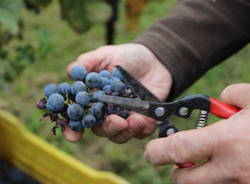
{"left": 36, "top": 66, "right": 135, "bottom": 135}
{"left": 0, "top": 160, "right": 39, "bottom": 184}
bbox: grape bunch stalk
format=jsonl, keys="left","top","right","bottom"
{"left": 36, "top": 66, "right": 137, "bottom": 135}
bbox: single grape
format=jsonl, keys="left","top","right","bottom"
{"left": 117, "top": 109, "right": 129, "bottom": 119}
{"left": 69, "top": 120, "right": 83, "bottom": 131}
{"left": 71, "top": 65, "right": 88, "bottom": 81}
{"left": 107, "top": 104, "right": 118, "bottom": 114}
{"left": 112, "top": 68, "right": 124, "bottom": 80}
{"left": 86, "top": 72, "right": 103, "bottom": 88}
{"left": 58, "top": 82, "right": 71, "bottom": 95}
{"left": 101, "top": 77, "right": 111, "bottom": 88}
{"left": 111, "top": 80, "right": 126, "bottom": 93}
{"left": 99, "top": 70, "right": 111, "bottom": 79}
{"left": 44, "top": 83, "right": 58, "bottom": 98}
{"left": 111, "top": 77, "right": 120, "bottom": 82}
{"left": 75, "top": 91, "right": 90, "bottom": 107}
{"left": 89, "top": 102, "right": 105, "bottom": 120}
{"left": 67, "top": 104, "right": 84, "bottom": 120}
{"left": 92, "top": 90, "right": 105, "bottom": 102}
{"left": 103, "top": 85, "right": 112, "bottom": 94}
{"left": 36, "top": 98, "right": 47, "bottom": 109}
{"left": 71, "top": 81, "right": 87, "bottom": 95}
{"left": 46, "top": 93, "right": 65, "bottom": 112}
{"left": 81, "top": 114, "right": 96, "bottom": 128}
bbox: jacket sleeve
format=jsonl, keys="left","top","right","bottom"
{"left": 134, "top": 0, "right": 250, "bottom": 100}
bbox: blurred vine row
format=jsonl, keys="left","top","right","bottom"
{"left": 0, "top": 0, "right": 153, "bottom": 87}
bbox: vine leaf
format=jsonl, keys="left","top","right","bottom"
{"left": 59, "top": 0, "right": 92, "bottom": 33}
{"left": 0, "top": 0, "right": 23, "bottom": 35}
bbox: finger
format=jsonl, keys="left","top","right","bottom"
{"left": 171, "top": 163, "right": 223, "bottom": 184}
{"left": 109, "top": 130, "right": 134, "bottom": 144}
{"left": 62, "top": 125, "right": 84, "bottom": 142}
{"left": 127, "top": 113, "right": 156, "bottom": 139}
{"left": 102, "top": 115, "right": 128, "bottom": 137}
{"left": 92, "top": 114, "right": 128, "bottom": 138}
{"left": 144, "top": 125, "right": 217, "bottom": 165}
{"left": 108, "top": 114, "right": 155, "bottom": 143}
{"left": 67, "top": 48, "right": 111, "bottom": 76}
{"left": 220, "top": 83, "right": 250, "bottom": 108}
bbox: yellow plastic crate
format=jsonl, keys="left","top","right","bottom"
{"left": 0, "top": 109, "right": 129, "bottom": 184}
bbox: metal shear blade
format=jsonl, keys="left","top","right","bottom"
{"left": 116, "top": 66, "right": 160, "bottom": 102}
{"left": 98, "top": 95, "right": 151, "bottom": 117}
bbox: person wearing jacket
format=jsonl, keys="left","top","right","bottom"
{"left": 64, "top": 0, "right": 250, "bottom": 183}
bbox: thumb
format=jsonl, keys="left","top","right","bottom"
{"left": 220, "top": 83, "right": 250, "bottom": 109}
{"left": 144, "top": 124, "right": 218, "bottom": 165}
{"left": 67, "top": 46, "right": 112, "bottom": 75}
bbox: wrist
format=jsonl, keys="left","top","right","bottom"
{"left": 136, "top": 43, "right": 173, "bottom": 101}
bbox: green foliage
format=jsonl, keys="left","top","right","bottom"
{"left": 4, "top": 0, "right": 249, "bottom": 183}
{"left": 0, "top": 27, "right": 53, "bottom": 85}
{"left": 25, "top": 0, "right": 52, "bottom": 8}
{"left": 0, "top": 0, "right": 111, "bottom": 87}
{"left": 0, "top": 0, "right": 23, "bottom": 35}
{"left": 59, "top": 0, "right": 92, "bottom": 33}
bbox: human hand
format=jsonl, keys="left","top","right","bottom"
{"left": 144, "top": 83, "right": 250, "bottom": 184}
{"left": 63, "top": 43, "right": 173, "bottom": 143}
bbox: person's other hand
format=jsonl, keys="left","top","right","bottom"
{"left": 63, "top": 43, "right": 172, "bottom": 143}
{"left": 144, "top": 83, "right": 250, "bottom": 184}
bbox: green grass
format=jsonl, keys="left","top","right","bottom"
{"left": 1, "top": 1, "right": 250, "bottom": 183}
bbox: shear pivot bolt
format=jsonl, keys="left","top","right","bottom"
{"left": 166, "top": 128, "right": 176, "bottom": 136}
{"left": 154, "top": 107, "right": 165, "bottom": 117}
{"left": 179, "top": 107, "right": 189, "bottom": 116}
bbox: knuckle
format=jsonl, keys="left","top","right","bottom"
{"left": 167, "top": 133, "right": 189, "bottom": 163}
{"left": 76, "top": 53, "right": 86, "bottom": 61}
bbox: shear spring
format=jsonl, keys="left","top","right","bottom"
{"left": 196, "top": 110, "right": 208, "bottom": 128}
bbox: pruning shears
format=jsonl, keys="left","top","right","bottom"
{"left": 98, "top": 66, "right": 240, "bottom": 168}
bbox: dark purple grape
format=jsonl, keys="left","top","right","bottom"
{"left": 71, "top": 66, "right": 88, "bottom": 81}
{"left": 92, "top": 90, "right": 105, "bottom": 102}
{"left": 111, "top": 80, "right": 126, "bottom": 93}
{"left": 112, "top": 68, "right": 124, "bottom": 80}
{"left": 58, "top": 82, "right": 71, "bottom": 95}
{"left": 71, "top": 81, "right": 87, "bottom": 95}
{"left": 89, "top": 102, "right": 105, "bottom": 120}
{"left": 86, "top": 72, "right": 103, "bottom": 88}
{"left": 36, "top": 98, "right": 47, "bottom": 109}
{"left": 117, "top": 109, "right": 129, "bottom": 119}
{"left": 103, "top": 85, "right": 112, "bottom": 94}
{"left": 75, "top": 91, "right": 90, "bottom": 107}
{"left": 67, "top": 104, "right": 84, "bottom": 120}
{"left": 99, "top": 70, "right": 111, "bottom": 79}
{"left": 43, "top": 83, "right": 58, "bottom": 98}
{"left": 46, "top": 93, "right": 65, "bottom": 112}
{"left": 69, "top": 120, "right": 82, "bottom": 131}
{"left": 81, "top": 114, "right": 96, "bottom": 128}
{"left": 101, "top": 77, "right": 111, "bottom": 88}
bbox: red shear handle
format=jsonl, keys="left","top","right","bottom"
{"left": 177, "top": 98, "right": 240, "bottom": 169}
{"left": 210, "top": 97, "right": 240, "bottom": 119}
